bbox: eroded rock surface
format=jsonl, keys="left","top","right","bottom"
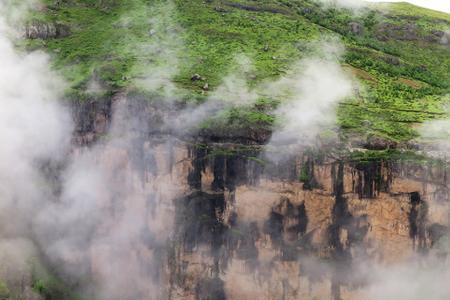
{"left": 24, "top": 21, "right": 70, "bottom": 39}
{"left": 66, "top": 97, "right": 450, "bottom": 300}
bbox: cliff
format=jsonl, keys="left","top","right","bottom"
{"left": 1, "top": 0, "right": 449, "bottom": 299}
{"left": 66, "top": 95, "right": 450, "bottom": 300}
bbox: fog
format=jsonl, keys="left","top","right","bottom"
{"left": 0, "top": 0, "right": 449, "bottom": 300}
{"left": 0, "top": 1, "right": 176, "bottom": 299}
{"left": 0, "top": 0, "right": 71, "bottom": 298}
{"left": 264, "top": 41, "right": 353, "bottom": 152}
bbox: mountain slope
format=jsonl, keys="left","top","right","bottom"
{"left": 25, "top": 0, "right": 450, "bottom": 150}
{"left": 3, "top": 1, "right": 450, "bottom": 299}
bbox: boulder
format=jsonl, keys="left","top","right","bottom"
{"left": 302, "top": 8, "right": 312, "bottom": 14}
{"left": 348, "top": 22, "right": 364, "bottom": 36}
{"left": 383, "top": 55, "right": 400, "bottom": 66}
{"left": 427, "top": 30, "right": 450, "bottom": 45}
{"left": 191, "top": 74, "right": 203, "bottom": 81}
{"left": 25, "top": 21, "right": 70, "bottom": 39}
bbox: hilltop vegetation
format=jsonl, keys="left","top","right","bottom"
{"left": 24, "top": 0, "right": 450, "bottom": 146}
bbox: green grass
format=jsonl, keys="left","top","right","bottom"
{"left": 27, "top": 0, "right": 450, "bottom": 150}
{"left": 175, "top": 0, "right": 321, "bottom": 90}
{"left": 28, "top": 0, "right": 183, "bottom": 95}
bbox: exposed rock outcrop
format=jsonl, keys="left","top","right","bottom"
{"left": 375, "top": 22, "right": 450, "bottom": 47}
{"left": 66, "top": 96, "right": 450, "bottom": 300}
{"left": 375, "top": 22, "right": 419, "bottom": 41}
{"left": 24, "top": 21, "right": 70, "bottom": 39}
{"left": 348, "top": 22, "right": 364, "bottom": 36}
{"left": 426, "top": 30, "right": 450, "bottom": 46}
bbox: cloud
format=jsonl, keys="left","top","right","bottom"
{"left": 262, "top": 40, "right": 354, "bottom": 160}
{"left": 0, "top": 0, "right": 71, "bottom": 237}
{"left": 209, "top": 54, "right": 259, "bottom": 106}
{"left": 31, "top": 95, "right": 180, "bottom": 299}
{"left": 167, "top": 53, "right": 258, "bottom": 133}
{"left": 0, "top": 2, "right": 175, "bottom": 299}
{"left": 130, "top": 0, "right": 184, "bottom": 97}
{"left": 173, "top": 40, "right": 354, "bottom": 145}
{"left": 417, "top": 98, "right": 450, "bottom": 157}
{"left": 363, "top": 252, "right": 450, "bottom": 300}
{"left": 4, "top": 1, "right": 449, "bottom": 299}
{"left": 0, "top": 0, "right": 72, "bottom": 295}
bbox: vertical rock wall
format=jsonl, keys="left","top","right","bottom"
{"left": 67, "top": 98, "right": 450, "bottom": 300}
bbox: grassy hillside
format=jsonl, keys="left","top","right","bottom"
{"left": 25, "top": 0, "right": 450, "bottom": 147}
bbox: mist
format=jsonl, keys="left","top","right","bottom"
{"left": 366, "top": 259, "right": 450, "bottom": 300}
{"left": 209, "top": 54, "right": 258, "bottom": 106}
{"left": 0, "top": 1, "right": 178, "bottom": 299}
{"left": 130, "top": 0, "right": 183, "bottom": 97}
{"left": 29, "top": 1, "right": 185, "bottom": 298}
{"left": 1, "top": 0, "right": 450, "bottom": 299}
{"left": 265, "top": 42, "right": 353, "bottom": 149}
{"left": 418, "top": 107, "right": 450, "bottom": 157}
{"left": 0, "top": 0, "right": 72, "bottom": 297}
{"left": 164, "top": 53, "right": 257, "bottom": 135}
{"left": 34, "top": 96, "right": 179, "bottom": 299}
{"left": 173, "top": 40, "right": 355, "bottom": 144}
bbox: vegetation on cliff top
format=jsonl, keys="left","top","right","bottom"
{"left": 25, "top": 0, "right": 450, "bottom": 147}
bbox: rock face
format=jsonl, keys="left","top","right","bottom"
{"left": 375, "top": 23, "right": 450, "bottom": 47}
{"left": 24, "top": 21, "right": 70, "bottom": 39}
{"left": 375, "top": 22, "right": 419, "bottom": 41}
{"left": 168, "top": 150, "right": 449, "bottom": 300}
{"left": 427, "top": 30, "right": 450, "bottom": 46}
{"left": 67, "top": 97, "right": 450, "bottom": 300}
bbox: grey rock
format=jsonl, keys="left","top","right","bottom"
{"left": 214, "top": 6, "right": 228, "bottom": 13}
{"left": 427, "top": 30, "right": 450, "bottom": 45}
{"left": 25, "top": 21, "right": 70, "bottom": 39}
{"left": 375, "top": 22, "right": 419, "bottom": 41}
{"left": 383, "top": 55, "right": 400, "bottom": 66}
{"left": 191, "top": 74, "right": 203, "bottom": 81}
{"left": 348, "top": 22, "right": 364, "bottom": 36}
{"left": 364, "top": 135, "right": 397, "bottom": 150}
